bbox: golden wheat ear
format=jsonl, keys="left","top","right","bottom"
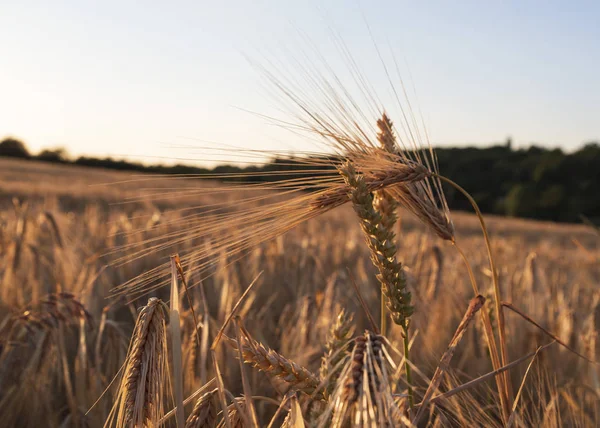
{"left": 373, "top": 113, "right": 400, "bottom": 235}
{"left": 185, "top": 388, "right": 218, "bottom": 428}
{"left": 216, "top": 397, "right": 248, "bottom": 428}
{"left": 339, "top": 161, "right": 413, "bottom": 328}
{"left": 226, "top": 327, "right": 324, "bottom": 399}
{"left": 319, "top": 309, "right": 355, "bottom": 397}
{"left": 365, "top": 112, "right": 454, "bottom": 242}
{"left": 108, "top": 297, "right": 169, "bottom": 428}
{"left": 320, "top": 331, "right": 403, "bottom": 428}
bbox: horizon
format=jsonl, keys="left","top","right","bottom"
{"left": 3, "top": 135, "right": 597, "bottom": 171}
{"left": 2, "top": 1, "right": 598, "bottom": 163}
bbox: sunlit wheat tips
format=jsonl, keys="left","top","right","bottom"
{"left": 110, "top": 147, "right": 430, "bottom": 299}
{"left": 373, "top": 113, "right": 400, "bottom": 234}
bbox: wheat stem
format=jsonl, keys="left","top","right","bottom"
{"left": 435, "top": 173, "right": 513, "bottom": 422}
{"left": 380, "top": 297, "right": 387, "bottom": 338}
{"left": 402, "top": 325, "right": 414, "bottom": 410}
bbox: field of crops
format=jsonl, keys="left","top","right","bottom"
{"left": 0, "top": 157, "right": 598, "bottom": 427}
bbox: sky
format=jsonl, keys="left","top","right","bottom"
{"left": 1, "top": 1, "right": 599, "bottom": 165}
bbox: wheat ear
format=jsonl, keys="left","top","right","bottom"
{"left": 319, "top": 309, "right": 355, "bottom": 396}
{"left": 373, "top": 113, "right": 400, "bottom": 232}
{"left": 113, "top": 297, "right": 169, "bottom": 428}
{"left": 373, "top": 113, "right": 401, "bottom": 335}
{"left": 339, "top": 161, "right": 413, "bottom": 327}
{"left": 185, "top": 389, "right": 218, "bottom": 428}
{"left": 228, "top": 331, "right": 323, "bottom": 399}
{"left": 216, "top": 398, "right": 247, "bottom": 428}
{"left": 325, "top": 332, "right": 401, "bottom": 427}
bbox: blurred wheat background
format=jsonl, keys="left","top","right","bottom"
{"left": 2, "top": 1, "right": 599, "bottom": 425}
{"left": 0, "top": 156, "right": 598, "bottom": 427}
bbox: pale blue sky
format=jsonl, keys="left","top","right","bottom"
{"left": 1, "top": 1, "right": 598, "bottom": 164}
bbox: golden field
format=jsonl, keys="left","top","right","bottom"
{"left": 0, "top": 157, "right": 598, "bottom": 427}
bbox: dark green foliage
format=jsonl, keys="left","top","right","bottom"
{"left": 434, "top": 142, "right": 600, "bottom": 224}
{"left": 37, "top": 148, "right": 68, "bottom": 163}
{"left": 0, "top": 137, "right": 30, "bottom": 158}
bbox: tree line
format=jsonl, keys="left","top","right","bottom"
{"left": 1, "top": 136, "right": 599, "bottom": 224}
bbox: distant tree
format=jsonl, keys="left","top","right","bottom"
{"left": 532, "top": 149, "right": 564, "bottom": 183}
{"left": 539, "top": 184, "right": 565, "bottom": 210}
{"left": 580, "top": 141, "right": 600, "bottom": 150}
{"left": 504, "top": 184, "right": 538, "bottom": 218}
{"left": 37, "top": 147, "right": 68, "bottom": 163}
{"left": 0, "top": 137, "right": 30, "bottom": 158}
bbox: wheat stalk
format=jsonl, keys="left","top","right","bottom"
{"left": 425, "top": 246, "right": 443, "bottom": 300}
{"left": 414, "top": 295, "right": 485, "bottom": 422}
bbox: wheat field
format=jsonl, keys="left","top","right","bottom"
{"left": 0, "top": 156, "right": 598, "bottom": 427}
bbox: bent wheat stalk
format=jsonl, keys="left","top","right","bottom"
{"left": 434, "top": 173, "right": 513, "bottom": 420}
{"left": 414, "top": 295, "right": 485, "bottom": 423}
